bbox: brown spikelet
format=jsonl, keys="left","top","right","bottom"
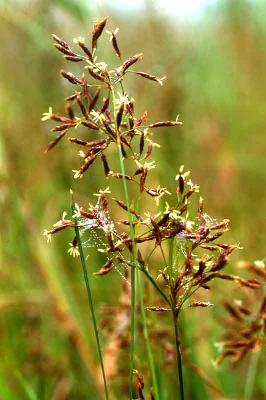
{"left": 116, "top": 103, "right": 124, "bottom": 129}
{"left": 52, "top": 34, "right": 69, "bottom": 49}
{"left": 79, "top": 209, "right": 96, "bottom": 219}
{"left": 60, "top": 70, "right": 82, "bottom": 85}
{"left": 120, "top": 135, "right": 131, "bottom": 149}
{"left": 158, "top": 212, "right": 170, "bottom": 227}
{"left": 100, "top": 97, "right": 110, "bottom": 114}
{"left": 197, "top": 197, "right": 204, "bottom": 218}
{"left": 81, "top": 77, "right": 91, "bottom": 104}
{"left": 149, "top": 120, "right": 181, "bottom": 128}
{"left": 244, "top": 262, "right": 266, "bottom": 280}
{"left": 222, "top": 340, "right": 250, "bottom": 349}
{"left": 76, "top": 41, "right": 93, "bottom": 62}
{"left": 120, "top": 53, "right": 143, "bottom": 74}
{"left": 81, "top": 120, "right": 99, "bottom": 130}
{"left": 115, "top": 199, "right": 142, "bottom": 220}
{"left": 47, "top": 220, "right": 75, "bottom": 235}
{"left": 87, "top": 67, "right": 106, "bottom": 83}
{"left": 136, "top": 111, "right": 148, "bottom": 127}
{"left": 238, "top": 278, "right": 260, "bottom": 289}
{"left": 215, "top": 350, "right": 238, "bottom": 365}
{"left": 52, "top": 123, "right": 75, "bottom": 132}
{"left": 79, "top": 155, "right": 97, "bottom": 176}
{"left": 54, "top": 43, "right": 76, "bottom": 56}
{"left": 112, "top": 173, "right": 132, "bottom": 181}
{"left": 92, "top": 17, "right": 108, "bottom": 49}
{"left": 45, "top": 131, "right": 66, "bottom": 152}
{"left": 134, "top": 370, "right": 145, "bottom": 400}
{"left": 135, "top": 71, "right": 164, "bottom": 85}
{"left": 101, "top": 194, "right": 108, "bottom": 212}
{"left": 89, "top": 87, "right": 101, "bottom": 111}
{"left": 94, "top": 259, "right": 113, "bottom": 276}
{"left": 66, "top": 92, "right": 80, "bottom": 101}
{"left": 102, "top": 120, "right": 117, "bottom": 139}
{"left": 224, "top": 303, "right": 243, "bottom": 321}
{"left": 69, "top": 137, "right": 90, "bottom": 146}
{"left": 65, "top": 104, "right": 75, "bottom": 120}
{"left": 235, "top": 303, "right": 252, "bottom": 316}
{"left": 210, "top": 253, "right": 228, "bottom": 272}
{"left": 65, "top": 55, "right": 83, "bottom": 62}
{"left": 144, "top": 142, "right": 153, "bottom": 159}
{"left": 101, "top": 154, "right": 110, "bottom": 176}
{"left": 76, "top": 94, "right": 88, "bottom": 117}
{"left": 140, "top": 170, "right": 148, "bottom": 192}
{"left": 177, "top": 175, "right": 184, "bottom": 194}
{"left": 110, "top": 31, "right": 121, "bottom": 57}
{"left": 49, "top": 114, "right": 72, "bottom": 123}
{"left": 115, "top": 199, "right": 129, "bottom": 213}
{"left": 260, "top": 295, "right": 266, "bottom": 314}
{"left": 189, "top": 301, "right": 213, "bottom": 308}
{"left": 146, "top": 307, "right": 170, "bottom": 312}
{"left": 139, "top": 131, "right": 145, "bottom": 155}
{"left": 126, "top": 100, "right": 134, "bottom": 117}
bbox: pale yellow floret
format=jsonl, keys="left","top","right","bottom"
{"left": 175, "top": 166, "right": 191, "bottom": 181}
{"left": 73, "top": 36, "right": 85, "bottom": 44}
{"left": 187, "top": 179, "right": 200, "bottom": 192}
{"left": 72, "top": 170, "right": 83, "bottom": 179}
{"left": 43, "top": 229, "right": 52, "bottom": 243}
{"left": 72, "top": 203, "right": 81, "bottom": 219}
{"left": 94, "top": 187, "right": 111, "bottom": 197}
{"left": 114, "top": 92, "right": 130, "bottom": 106}
{"left": 67, "top": 243, "right": 80, "bottom": 257}
{"left": 254, "top": 260, "right": 265, "bottom": 269}
{"left": 90, "top": 110, "right": 106, "bottom": 123}
{"left": 106, "top": 28, "right": 119, "bottom": 41}
{"left": 41, "top": 107, "right": 53, "bottom": 121}
{"left": 157, "top": 76, "right": 167, "bottom": 86}
{"left": 53, "top": 212, "right": 67, "bottom": 227}
{"left": 175, "top": 114, "right": 183, "bottom": 124}
{"left": 78, "top": 150, "right": 86, "bottom": 158}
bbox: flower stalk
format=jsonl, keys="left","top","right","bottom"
{"left": 71, "top": 194, "right": 109, "bottom": 400}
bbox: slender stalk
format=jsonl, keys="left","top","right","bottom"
{"left": 243, "top": 349, "right": 260, "bottom": 400}
{"left": 110, "top": 82, "right": 137, "bottom": 398}
{"left": 117, "top": 142, "right": 137, "bottom": 399}
{"left": 172, "top": 310, "right": 185, "bottom": 400}
{"left": 71, "top": 197, "right": 109, "bottom": 400}
{"left": 141, "top": 266, "right": 171, "bottom": 307}
{"left": 137, "top": 269, "right": 160, "bottom": 400}
{"left": 168, "top": 238, "right": 175, "bottom": 286}
{"left": 169, "top": 238, "right": 184, "bottom": 399}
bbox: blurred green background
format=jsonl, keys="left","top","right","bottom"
{"left": 0, "top": 0, "right": 265, "bottom": 399}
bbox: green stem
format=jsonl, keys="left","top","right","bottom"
{"left": 168, "top": 238, "right": 175, "bottom": 286}
{"left": 243, "top": 349, "right": 260, "bottom": 400}
{"left": 72, "top": 198, "right": 109, "bottom": 400}
{"left": 141, "top": 266, "right": 171, "bottom": 307}
{"left": 117, "top": 143, "right": 137, "bottom": 399}
{"left": 172, "top": 311, "right": 185, "bottom": 400}
{"left": 110, "top": 81, "right": 137, "bottom": 398}
{"left": 137, "top": 270, "right": 160, "bottom": 400}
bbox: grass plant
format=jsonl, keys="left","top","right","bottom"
{"left": 42, "top": 17, "right": 265, "bottom": 400}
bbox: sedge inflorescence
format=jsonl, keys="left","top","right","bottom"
{"left": 42, "top": 16, "right": 263, "bottom": 398}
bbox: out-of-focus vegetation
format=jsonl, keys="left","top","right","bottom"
{"left": 0, "top": 0, "right": 265, "bottom": 399}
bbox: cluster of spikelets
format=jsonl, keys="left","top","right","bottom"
{"left": 215, "top": 260, "right": 265, "bottom": 366}
{"left": 43, "top": 17, "right": 265, "bottom": 397}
